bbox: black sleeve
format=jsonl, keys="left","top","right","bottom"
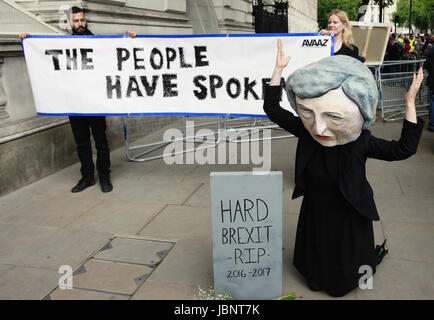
{"left": 352, "top": 45, "right": 359, "bottom": 59}
{"left": 367, "top": 118, "right": 425, "bottom": 161}
{"left": 263, "top": 85, "right": 303, "bottom": 137}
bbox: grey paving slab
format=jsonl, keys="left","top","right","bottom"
{"left": 148, "top": 240, "right": 213, "bottom": 288}
{"left": 0, "top": 223, "right": 111, "bottom": 270}
{"left": 46, "top": 287, "right": 129, "bottom": 300}
{"left": 355, "top": 258, "right": 434, "bottom": 300}
{"left": 183, "top": 183, "right": 209, "bottom": 208}
{"left": 131, "top": 280, "right": 198, "bottom": 300}
{"left": 0, "top": 195, "right": 103, "bottom": 228}
{"left": 375, "top": 195, "right": 434, "bottom": 224}
{"left": 396, "top": 174, "right": 434, "bottom": 198}
{"left": 139, "top": 205, "right": 212, "bottom": 241}
{"left": 64, "top": 199, "right": 166, "bottom": 234}
{"left": 108, "top": 175, "right": 202, "bottom": 205}
{"left": 140, "top": 161, "right": 198, "bottom": 183}
{"left": 0, "top": 266, "right": 58, "bottom": 300}
{"left": 0, "top": 264, "right": 14, "bottom": 276}
{"left": 93, "top": 237, "right": 174, "bottom": 267}
{"left": 71, "top": 259, "right": 153, "bottom": 295}
{"left": 366, "top": 175, "right": 403, "bottom": 197}
{"left": 384, "top": 221, "right": 434, "bottom": 262}
{"left": 19, "top": 163, "right": 81, "bottom": 197}
{"left": 183, "top": 164, "right": 256, "bottom": 184}
{"left": 366, "top": 154, "right": 434, "bottom": 179}
{"left": 282, "top": 214, "right": 298, "bottom": 257}
{"left": 283, "top": 190, "right": 302, "bottom": 216}
{"left": 0, "top": 190, "right": 47, "bottom": 218}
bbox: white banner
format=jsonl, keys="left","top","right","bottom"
{"left": 22, "top": 34, "right": 333, "bottom": 117}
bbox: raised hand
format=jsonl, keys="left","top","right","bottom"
{"left": 270, "top": 39, "right": 291, "bottom": 85}
{"left": 319, "top": 29, "right": 333, "bottom": 36}
{"left": 405, "top": 67, "right": 424, "bottom": 123}
{"left": 125, "top": 31, "right": 137, "bottom": 38}
{"left": 275, "top": 38, "right": 291, "bottom": 71}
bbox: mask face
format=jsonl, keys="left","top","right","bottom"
{"left": 296, "top": 87, "right": 364, "bottom": 147}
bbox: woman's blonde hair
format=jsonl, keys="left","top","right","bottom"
{"left": 328, "top": 9, "right": 354, "bottom": 48}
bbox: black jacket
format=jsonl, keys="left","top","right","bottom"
{"left": 264, "top": 85, "right": 424, "bottom": 221}
{"left": 424, "top": 46, "right": 434, "bottom": 89}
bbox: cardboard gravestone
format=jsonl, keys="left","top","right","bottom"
{"left": 210, "top": 171, "right": 282, "bottom": 300}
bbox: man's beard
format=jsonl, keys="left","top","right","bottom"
{"left": 72, "top": 26, "right": 91, "bottom": 35}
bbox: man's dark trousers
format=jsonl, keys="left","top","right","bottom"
{"left": 69, "top": 116, "right": 111, "bottom": 181}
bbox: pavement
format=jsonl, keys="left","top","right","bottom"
{"left": 0, "top": 115, "right": 433, "bottom": 300}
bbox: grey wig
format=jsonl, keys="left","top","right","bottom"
{"left": 285, "top": 55, "right": 378, "bottom": 129}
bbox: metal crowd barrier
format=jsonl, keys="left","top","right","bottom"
{"left": 377, "top": 59, "right": 429, "bottom": 121}
{"left": 123, "top": 115, "right": 293, "bottom": 162}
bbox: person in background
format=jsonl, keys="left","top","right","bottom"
{"left": 319, "top": 9, "right": 362, "bottom": 61}
{"left": 397, "top": 33, "right": 404, "bottom": 46}
{"left": 384, "top": 35, "right": 403, "bottom": 73}
{"left": 424, "top": 45, "right": 434, "bottom": 132}
{"left": 421, "top": 33, "right": 431, "bottom": 56}
{"left": 20, "top": 6, "right": 137, "bottom": 193}
{"left": 425, "top": 36, "right": 434, "bottom": 57}
{"left": 414, "top": 34, "right": 422, "bottom": 58}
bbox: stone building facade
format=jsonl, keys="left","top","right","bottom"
{"left": 287, "top": 0, "right": 318, "bottom": 33}
{"left": 0, "top": 0, "right": 317, "bottom": 196}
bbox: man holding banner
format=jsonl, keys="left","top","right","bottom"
{"left": 21, "top": 6, "right": 136, "bottom": 193}
{"left": 64, "top": 6, "right": 112, "bottom": 193}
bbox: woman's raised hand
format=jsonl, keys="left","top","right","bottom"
{"left": 270, "top": 39, "right": 291, "bottom": 85}
{"left": 406, "top": 67, "right": 424, "bottom": 103}
{"left": 319, "top": 29, "right": 333, "bottom": 36}
{"left": 405, "top": 67, "right": 424, "bottom": 123}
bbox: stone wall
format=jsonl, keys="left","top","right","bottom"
{"left": 288, "top": 0, "right": 318, "bottom": 33}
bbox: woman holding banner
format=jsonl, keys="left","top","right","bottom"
{"left": 320, "top": 9, "right": 361, "bottom": 60}
{"left": 263, "top": 39, "right": 424, "bottom": 297}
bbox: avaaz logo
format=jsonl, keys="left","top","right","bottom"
{"left": 301, "top": 39, "right": 329, "bottom": 47}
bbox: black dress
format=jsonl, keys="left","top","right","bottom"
{"left": 293, "top": 145, "right": 376, "bottom": 297}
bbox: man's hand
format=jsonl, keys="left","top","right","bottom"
{"left": 125, "top": 31, "right": 137, "bottom": 38}
{"left": 19, "top": 33, "right": 29, "bottom": 39}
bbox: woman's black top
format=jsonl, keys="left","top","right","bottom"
{"left": 335, "top": 43, "right": 359, "bottom": 59}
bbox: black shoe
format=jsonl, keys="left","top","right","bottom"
{"left": 71, "top": 178, "right": 95, "bottom": 193}
{"left": 100, "top": 177, "right": 113, "bottom": 193}
{"left": 375, "top": 239, "right": 389, "bottom": 265}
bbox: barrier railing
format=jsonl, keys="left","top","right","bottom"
{"left": 123, "top": 115, "right": 293, "bottom": 162}
{"left": 378, "top": 59, "right": 429, "bottom": 121}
